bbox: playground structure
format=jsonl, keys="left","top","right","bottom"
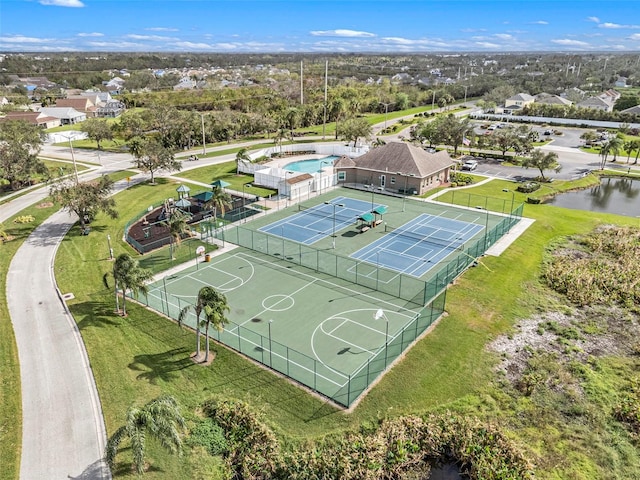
{"left": 125, "top": 183, "right": 260, "bottom": 254}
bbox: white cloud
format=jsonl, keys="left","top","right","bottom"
{"left": 87, "top": 41, "right": 145, "bottom": 49}
{"left": 39, "top": 0, "right": 84, "bottom": 7}
{"left": 629, "top": 33, "right": 640, "bottom": 40}
{"left": 146, "top": 27, "right": 179, "bottom": 32}
{"left": 551, "top": 39, "right": 590, "bottom": 47}
{"left": 309, "top": 29, "right": 376, "bottom": 38}
{"left": 530, "top": 21, "right": 548, "bottom": 25}
{"left": 599, "top": 22, "right": 640, "bottom": 29}
{"left": 77, "top": 32, "right": 103, "bottom": 37}
{"left": 125, "top": 34, "right": 174, "bottom": 41}
{"left": 475, "top": 42, "right": 500, "bottom": 48}
{"left": 0, "top": 35, "right": 53, "bottom": 43}
{"left": 587, "top": 16, "right": 600, "bottom": 23}
{"left": 173, "top": 41, "right": 215, "bottom": 50}
{"left": 494, "top": 34, "right": 514, "bottom": 40}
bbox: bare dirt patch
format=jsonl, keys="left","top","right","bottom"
{"left": 489, "top": 306, "right": 640, "bottom": 386}
{"left": 36, "top": 202, "right": 54, "bottom": 208}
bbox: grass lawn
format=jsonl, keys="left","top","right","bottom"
{"left": 175, "top": 160, "right": 276, "bottom": 198}
{"left": 51, "top": 173, "right": 640, "bottom": 478}
{"left": 5, "top": 165, "right": 640, "bottom": 478}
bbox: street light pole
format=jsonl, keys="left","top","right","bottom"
{"left": 268, "top": 319, "right": 273, "bottom": 367}
{"left": 463, "top": 85, "right": 469, "bottom": 104}
{"left": 242, "top": 183, "right": 252, "bottom": 223}
{"left": 380, "top": 102, "right": 392, "bottom": 130}
{"left": 374, "top": 309, "right": 390, "bottom": 366}
{"left": 324, "top": 202, "right": 344, "bottom": 249}
{"left": 63, "top": 135, "right": 79, "bottom": 185}
{"left": 370, "top": 184, "right": 375, "bottom": 211}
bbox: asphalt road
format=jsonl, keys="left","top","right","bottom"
{"left": 7, "top": 211, "right": 110, "bottom": 479}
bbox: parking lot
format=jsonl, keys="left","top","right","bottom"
{"left": 466, "top": 122, "right": 615, "bottom": 181}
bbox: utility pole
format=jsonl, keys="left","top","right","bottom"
{"left": 200, "top": 113, "right": 206, "bottom": 155}
{"left": 322, "top": 60, "right": 328, "bottom": 140}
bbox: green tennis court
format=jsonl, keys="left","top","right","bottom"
{"left": 135, "top": 248, "right": 445, "bottom": 407}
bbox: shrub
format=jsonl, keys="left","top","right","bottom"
{"left": 450, "top": 172, "right": 473, "bottom": 185}
{"left": 188, "top": 418, "right": 228, "bottom": 455}
{"left": 13, "top": 215, "right": 35, "bottom": 224}
{"left": 517, "top": 182, "right": 540, "bottom": 193}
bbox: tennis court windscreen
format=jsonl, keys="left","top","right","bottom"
{"left": 384, "top": 224, "right": 466, "bottom": 250}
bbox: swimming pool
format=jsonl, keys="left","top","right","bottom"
{"left": 284, "top": 156, "right": 338, "bottom": 173}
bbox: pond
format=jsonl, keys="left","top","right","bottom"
{"left": 545, "top": 177, "right": 640, "bottom": 218}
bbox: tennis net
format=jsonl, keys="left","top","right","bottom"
{"left": 384, "top": 225, "right": 466, "bottom": 250}
{"left": 298, "top": 204, "right": 361, "bottom": 223}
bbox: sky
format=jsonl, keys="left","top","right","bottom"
{"left": 1, "top": 0, "right": 640, "bottom": 53}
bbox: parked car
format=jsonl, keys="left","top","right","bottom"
{"left": 461, "top": 160, "right": 478, "bottom": 171}
{"left": 543, "top": 130, "right": 553, "bottom": 135}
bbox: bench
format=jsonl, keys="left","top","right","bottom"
{"left": 359, "top": 225, "right": 370, "bottom": 233}
{"left": 373, "top": 219, "right": 382, "bottom": 227}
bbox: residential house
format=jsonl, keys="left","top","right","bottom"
{"left": 577, "top": 96, "right": 614, "bottom": 112}
{"left": 38, "top": 106, "right": 86, "bottom": 124}
{"left": 505, "top": 93, "right": 535, "bottom": 109}
{"left": 621, "top": 105, "right": 640, "bottom": 116}
{"left": 96, "top": 100, "right": 125, "bottom": 118}
{"left": 495, "top": 93, "right": 535, "bottom": 115}
{"left": 55, "top": 97, "right": 97, "bottom": 117}
{"left": 80, "top": 91, "right": 112, "bottom": 107}
{"left": 334, "top": 142, "right": 454, "bottom": 195}
{"left": 0, "top": 111, "right": 61, "bottom": 128}
{"left": 173, "top": 77, "right": 197, "bottom": 90}
{"left": 534, "top": 94, "right": 572, "bottom": 106}
{"left": 615, "top": 77, "right": 629, "bottom": 88}
{"left": 599, "top": 89, "right": 621, "bottom": 103}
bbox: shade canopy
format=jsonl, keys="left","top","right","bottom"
{"left": 175, "top": 198, "right": 191, "bottom": 208}
{"left": 192, "top": 191, "right": 213, "bottom": 202}
{"left": 176, "top": 184, "right": 191, "bottom": 193}
{"left": 373, "top": 205, "right": 388, "bottom": 215}
{"left": 211, "top": 179, "right": 231, "bottom": 189}
{"left": 359, "top": 212, "right": 375, "bottom": 223}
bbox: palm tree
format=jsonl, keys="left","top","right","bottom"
{"left": 178, "top": 286, "right": 230, "bottom": 362}
{"left": 105, "top": 394, "right": 185, "bottom": 475}
{"left": 204, "top": 187, "right": 232, "bottom": 225}
{"left": 273, "top": 128, "right": 286, "bottom": 155}
{"left": 624, "top": 139, "right": 640, "bottom": 164}
{"left": 235, "top": 148, "right": 251, "bottom": 175}
{"left": 608, "top": 135, "right": 624, "bottom": 162}
{"left": 163, "top": 210, "right": 191, "bottom": 260}
{"left": 599, "top": 142, "right": 611, "bottom": 170}
{"left": 200, "top": 288, "right": 230, "bottom": 362}
{"left": 103, "top": 253, "right": 153, "bottom": 316}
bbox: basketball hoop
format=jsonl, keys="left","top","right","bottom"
{"left": 196, "top": 246, "right": 206, "bottom": 256}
